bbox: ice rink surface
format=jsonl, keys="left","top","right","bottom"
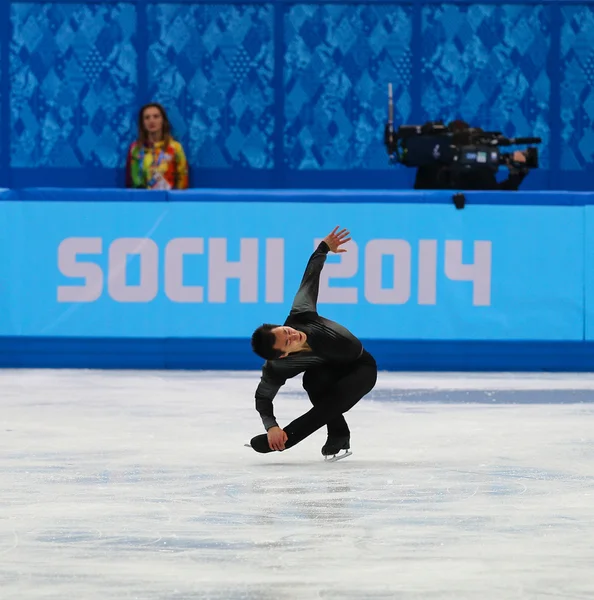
{"left": 1, "top": 369, "right": 594, "bottom": 600}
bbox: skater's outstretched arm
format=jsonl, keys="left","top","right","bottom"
{"left": 290, "top": 226, "right": 351, "bottom": 315}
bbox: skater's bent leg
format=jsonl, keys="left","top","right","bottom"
{"left": 324, "top": 416, "right": 350, "bottom": 438}
{"left": 284, "top": 354, "right": 377, "bottom": 449}
{"left": 303, "top": 367, "right": 351, "bottom": 438}
{"left": 308, "top": 395, "right": 350, "bottom": 438}
{"left": 251, "top": 352, "right": 377, "bottom": 453}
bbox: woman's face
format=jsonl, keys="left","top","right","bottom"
{"left": 143, "top": 106, "right": 163, "bottom": 135}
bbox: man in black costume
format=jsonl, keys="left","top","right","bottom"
{"left": 249, "top": 227, "right": 378, "bottom": 460}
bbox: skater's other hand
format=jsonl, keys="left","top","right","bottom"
{"left": 267, "top": 426, "right": 288, "bottom": 451}
{"left": 323, "top": 226, "right": 351, "bottom": 253}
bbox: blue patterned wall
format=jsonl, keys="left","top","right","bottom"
{"left": 10, "top": 3, "right": 137, "bottom": 170}
{"left": 147, "top": 4, "right": 274, "bottom": 170}
{"left": 560, "top": 5, "right": 594, "bottom": 171}
{"left": 1, "top": 1, "right": 593, "bottom": 190}
{"left": 421, "top": 4, "right": 551, "bottom": 168}
{"left": 284, "top": 4, "right": 412, "bottom": 170}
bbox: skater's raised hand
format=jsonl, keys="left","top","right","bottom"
{"left": 267, "top": 426, "right": 288, "bottom": 451}
{"left": 323, "top": 226, "right": 351, "bottom": 253}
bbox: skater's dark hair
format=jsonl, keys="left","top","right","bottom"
{"left": 251, "top": 323, "right": 282, "bottom": 360}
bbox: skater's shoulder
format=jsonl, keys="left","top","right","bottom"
{"left": 284, "top": 311, "right": 319, "bottom": 325}
{"left": 262, "top": 352, "right": 325, "bottom": 375}
{"left": 261, "top": 360, "right": 284, "bottom": 378}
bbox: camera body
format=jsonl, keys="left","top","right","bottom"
{"left": 384, "top": 120, "right": 540, "bottom": 173}
{"left": 383, "top": 84, "right": 541, "bottom": 180}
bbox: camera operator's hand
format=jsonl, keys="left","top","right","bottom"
{"left": 507, "top": 150, "right": 528, "bottom": 176}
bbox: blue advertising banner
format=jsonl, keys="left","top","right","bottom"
{"left": 584, "top": 206, "right": 594, "bottom": 341}
{"left": 0, "top": 201, "right": 584, "bottom": 340}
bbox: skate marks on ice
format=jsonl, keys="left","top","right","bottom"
{"left": 0, "top": 369, "right": 594, "bottom": 599}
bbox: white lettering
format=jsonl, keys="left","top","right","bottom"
{"left": 364, "top": 239, "right": 411, "bottom": 304}
{"left": 57, "top": 237, "right": 103, "bottom": 302}
{"left": 208, "top": 238, "right": 258, "bottom": 303}
{"left": 165, "top": 238, "right": 204, "bottom": 303}
{"left": 55, "top": 236, "right": 493, "bottom": 307}
{"left": 418, "top": 239, "right": 437, "bottom": 305}
{"left": 444, "top": 240, "right": 492, "bottom": 306}
{"left": 265, "top": 238, "right": 284, "bottom": 303}
{"left": 108, "top": 238, "right": 159, "bottom": 303}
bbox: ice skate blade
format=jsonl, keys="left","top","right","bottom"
{"left": 324, "top": 450, "right": 352, "bottom": 463}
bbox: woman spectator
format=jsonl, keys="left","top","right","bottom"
{"left": 126, "top": 103, "right": 189, "bottom": 190}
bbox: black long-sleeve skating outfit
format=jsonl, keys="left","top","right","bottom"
{"left": 250, "top": 241, "right": 377, "bottom": 453}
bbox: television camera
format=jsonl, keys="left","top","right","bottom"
{"left": 383, "top": 84, "right": 542, "bottom": 176}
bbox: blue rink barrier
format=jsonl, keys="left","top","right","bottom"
{"left": 8, "top": 188, "right": 594, "bottom": 206}
{"left": 2, "top": 188, "right": 594, "bottom": 371}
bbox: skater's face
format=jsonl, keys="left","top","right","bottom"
{"left": 271, "top": 326, "right": 307, "bottom": 356}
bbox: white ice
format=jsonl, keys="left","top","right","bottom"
{"left": 1, "top": 369, "right": 594, "bottom": 600}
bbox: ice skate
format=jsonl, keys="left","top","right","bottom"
{"left": 322, "top": 435, "right": 352, "bottom": 462}
{"left": 247, "top": 433, "right": 276, "bottom": 453}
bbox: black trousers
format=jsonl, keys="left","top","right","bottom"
{"left": 251, "top": 350, "right": 377, "bottom": 452}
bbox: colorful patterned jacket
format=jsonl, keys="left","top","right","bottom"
{"left": 126, "top": 139, "right": 189, "bottom": 190}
